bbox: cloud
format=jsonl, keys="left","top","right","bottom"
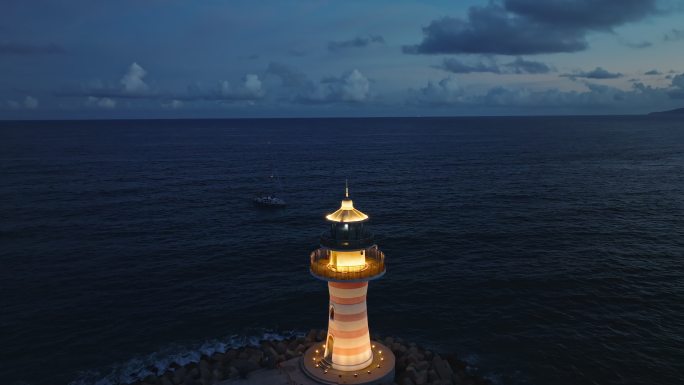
{"left": 503, "top": 0, "right": 656, "bottom": 29}
{"left": 561, "top": 67, "right": 623, "bottom": 80}
{"left": 440, "top": 57, "right": 501, "bottom": 74}
{"left": 505, "top": 57, "right": 553, "bottom": 74}
{"left": 161, "top": 100, "right": 183, "bottom": 109}
{"left": 664, "top": 28, "right": 684, "bottom": 41}
{"left": 57, "top": 63, "right": 263, "bottom": 104}
{"left": 322, "top": 69, "right": 370, "bottom": 102}
{"left": 328, "top": 35, "right": 385, "bottom": 52}
{"left": 265, "top": 62, "right": 321, "bottom": 101}
{"left": 644, "top": 69, "right": 662, "bottom": 75}
{"left": 56, "top": 63, "right": 155, "bottom": 100}
{"left": 669, "top": 74, "right": 684, "bottom": 98}
{"left": 266, "top": 62, "right": 371, "bottom": 104}
{"left": 440, "top": 56, "right": 553, "bottom": 74}
{"left": 404, "top": 0, "right": 657, "bottom": 55}
{"left": 412, "top": 76, "right": 675, "bottom": 112}
{"left": 24, "top": 96, "right": 38, "bottom": 109}
{"left": 120, "top": 62, "right": 149, "bottom": 93}
{"left": 671, "top": 73, "right": 684, "bottom": 88}
{"left": 413, "top": 77, "right": 464, "bottom": 105}
{"left": 623, "top": 40, "right": 653, "bottom": 49}
{"left": 243, "top": 74, "right": 263, "bottom": 97}
{"left": 0, "top": 42, "right": 65, "bottom": 55}
{"left": 188, "top": 75, "right": 264, "bottom": 102}
{"left": 404, "top": 5, "right": 587, "bottom": 55}
{"left": 7, "top": 96, "right": 39, "bottom": 109}
{"left": 266, "top": 62, "right": 314, "bottom": 90}
{"left": 411, "top": 71, "right": 684, "bottom": 112}
{"left": 87, "top": 96, "right": 116, "bottom": 108}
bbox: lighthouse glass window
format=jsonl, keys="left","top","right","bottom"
{"left": 330, "top": 250, "right": 366, "bottom": 272}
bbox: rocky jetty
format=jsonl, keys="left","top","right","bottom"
{"left": 128, "top": 329, "right": 492, "bottom": 385}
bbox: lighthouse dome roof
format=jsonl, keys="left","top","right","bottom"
{"left": 325, "top": 182, "right": 369, "bottom": 223}
{"left": 325, "top": 198, "right": 369, "bottom": 223}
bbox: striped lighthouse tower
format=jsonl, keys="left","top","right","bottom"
{"left": 326, "top": 280, "right": 372, "bottom": 370}
{"left": 303, "top": 183, "right": 395, "bottom": 384}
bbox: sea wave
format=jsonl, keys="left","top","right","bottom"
{"left": 68, "top": 330, "right": 305, "bottom": 385}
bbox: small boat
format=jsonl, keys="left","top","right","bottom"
{"left": 253, "top": 194, "right": 286, "bottom": 208}
{"left": 253, "top": 144, "right": 286, "bottom": 208}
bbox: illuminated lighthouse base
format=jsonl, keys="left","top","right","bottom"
{"left": 302, "top": 340, "right": 395, "bottom": 385}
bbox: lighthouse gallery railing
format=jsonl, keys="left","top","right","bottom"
{"left": 310, "top": 247, "right": 385, "bottom": 281}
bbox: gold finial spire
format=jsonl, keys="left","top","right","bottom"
{"left": 325, "top": 180, "right": 368, "bottom": 222}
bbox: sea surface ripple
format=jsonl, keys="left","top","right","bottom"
{"left": 1, "top": 116, "right": 683, "bottom": 385}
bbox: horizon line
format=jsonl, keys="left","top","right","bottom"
{"left": 0, "top": 112, "right": 673, "bottom": 123}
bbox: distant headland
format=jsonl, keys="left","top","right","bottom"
{"left": 649, "top": 107, "right": 684, "bottom": 115}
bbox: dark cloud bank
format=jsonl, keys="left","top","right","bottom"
{"left": 561, "top": 67, "right": 623, "bottom": 80}
{"left": 412, "top": 73, "right": 684, "bottom": 113}
{"left": 404, "top": 0, "right": 657, "bottom": 55}
{"left": 440, "top": 57, "right": 553, "bottom": 74}
{"left": 328, "top": 35, "right": 385, "bottom": 52}
{"left": 664, "top": 28, "right": 684, "bottom": 41}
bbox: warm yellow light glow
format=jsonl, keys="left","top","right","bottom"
{"left": 325, "top": 198, "right": 369, "bottom": 223}
{"left": 330, "top": 250, "right": 365, "bottom": 272}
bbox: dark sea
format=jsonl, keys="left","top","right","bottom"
{"left": 1, "top": 116, "right": 683, "bottom": 385}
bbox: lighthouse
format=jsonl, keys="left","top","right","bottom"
{"left": 302, "top": 183, "right": 395, "bottom": 384}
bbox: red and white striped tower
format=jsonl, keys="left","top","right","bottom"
{"left": 303, "top": 183, "right": 395, "bottom": 384}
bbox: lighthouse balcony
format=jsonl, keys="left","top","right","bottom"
{"left": 310, "top": 247, "right": 386, "bottom": 282}
{"left": 320, "top": 231, "right": 375, "bottom": 250}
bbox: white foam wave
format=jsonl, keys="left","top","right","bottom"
{"left": 68, "top": 330, "right": 305, "bottom": 385}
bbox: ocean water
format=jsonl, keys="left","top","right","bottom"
{"left": 1, "top": 116, "right": 683, "bottom": 385}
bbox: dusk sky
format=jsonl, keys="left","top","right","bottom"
{"left": 2, "top": 0, "right": 684, "bottom": 119}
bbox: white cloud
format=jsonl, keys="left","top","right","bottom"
{"left": 24, "top": 96, "right": 38, "bottom": 109}
{"left": 243, "top": 74, "right": 263, "bottom": 97}
{"left": 120, "top": 62, "right": 148, "bottom": 93}
{"left": 334, "top": 69, "right": 369, "bottom": 102}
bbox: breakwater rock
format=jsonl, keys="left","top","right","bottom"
{"left": 128, "top": 330, "right": 492, "bottom": 385}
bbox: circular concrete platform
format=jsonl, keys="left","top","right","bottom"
{"left": 301, "top": 342, "right": 395, "bottom": 385}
